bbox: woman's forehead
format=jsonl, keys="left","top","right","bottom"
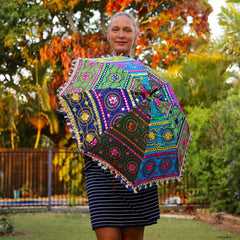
{"left": 110, "top": 15, "right": 134, "bottom": 28}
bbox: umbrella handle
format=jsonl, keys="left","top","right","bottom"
{"left": 150, "top": 88, "right": 158, "bottom": 96}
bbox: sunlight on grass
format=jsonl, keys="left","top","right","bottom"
{"left": 2, "top": 213, "right": 239, "bottom": 240}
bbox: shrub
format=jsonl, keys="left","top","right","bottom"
{"left": 186, "top": 88, "right": 240, "bottom": 214}
{"left": 53, "top": 149, "right": 86, "bottom": 205}
{"left": 0, "top": 208, "right": 14, "bottom": 234}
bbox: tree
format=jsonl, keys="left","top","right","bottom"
{"left": 178, "top": 1, "right": 240, "bottom": 214}
{"left": 22, "top": 60, "right": 59, "bottom": 148}
{"left": 186, "top": 87, "right": 240, "bottom": 214}
{"left": 0, "top": 0, "right": 212, "bottom": 147}
{"left": 0, "top": 0, "right": 52, "bottom": 81}
{"left": 40, "top": 0, "right": 212, "bottom": 111}
{"left": 161, "top": 50, "right": 230, "bottom": 109}
{"left": 0, "top": 0, "right": 62, "bottom": 147}
{"left": 0, "top": 87, "right": 22, "bottom": 148}
{"left": 218, "top": 1, "right": 240, "bottom": 70}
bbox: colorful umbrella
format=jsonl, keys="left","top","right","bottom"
{"left": 57, "top": 56, "right": 191, "bottom": 192}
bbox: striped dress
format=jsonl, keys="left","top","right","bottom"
{"left": 85, "top": 158, "right": 160, "bottom": 230}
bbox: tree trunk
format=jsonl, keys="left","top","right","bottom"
{"left": 10, "top": 129, "right": 15, "bottom": 149}
{"left": 34, "top": 127, "right": 41, "bottom": 149}
{"left": 100, "top": 0, "right": 106, "bottom": 35}
{"left": 67, "top": 7, "right": 77, "bottom": 34}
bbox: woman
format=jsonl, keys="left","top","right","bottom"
{"left": 85, "top": 12, "right": 160, "bottom": 240}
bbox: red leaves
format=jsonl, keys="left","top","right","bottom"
{"left": 41, "top": 0, "right": 211, "bottom": 71}
{"left": 40, "top": 0, "right": 212, "bottom": 108}
{"left": 105, "top": 0, "right": 135, "bottom": 15}
{"left": 150, "top": 36, "right": 194, "bottom": 68}
{"left": 135, "top": 0, "right": 211, "bottom": 68}
{"left": 40, "top": 31, "right": 110, "bottom": 110}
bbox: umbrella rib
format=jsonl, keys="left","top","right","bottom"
{"left": 107, "top": 129, "right": 145, "bottom": 158}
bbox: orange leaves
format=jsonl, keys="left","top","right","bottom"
{"left": 40, "top": 31, "right": 110, "bottom": 110}
{"left": 40, "top": 36, "right": 63, "bottom": 64}
{"left": 105, "top": 0, "right": 133, "bottom": 15}
{"left": 41, "top": 0, "right": 212, "bottom": 89}
{"left": 43, "top": 0, "right": 80, "bottom": 11}
{"left": 152, "top": 54, "right": 164, "bottom": 69}
{"left": 150, "top": 35, "right": 194, "bottom": 68}
{"left": 136, "top": 0, "right": 211, "bottom": 68}
{"left": 40, "top": 35, "right": 75, "bottom": 67}
{"left": 40, "top": 31, "right": 109, "bottom": 65}
{"left": 72, "top": 44, "right": 86, "bottom": 59}
{"left": 68, "top": 0, "right": 80, "bottom": 8}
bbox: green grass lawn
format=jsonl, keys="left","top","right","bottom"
{"left": 2, "top": 212, "right": 239, "bottom": 240}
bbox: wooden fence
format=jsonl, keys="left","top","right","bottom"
{"left": 0, "top": 148, "right": 208, "bottom": 209}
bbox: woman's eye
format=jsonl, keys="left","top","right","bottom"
{"left": 125, "top": 28, "right": 132, "bottom": 32}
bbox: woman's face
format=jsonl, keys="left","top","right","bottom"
{"left": 107, "top": 15, "right": 136, "bottom": 56}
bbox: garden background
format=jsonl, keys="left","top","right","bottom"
{"left": 0, "top": 0, "right": 239, "bottom": 215}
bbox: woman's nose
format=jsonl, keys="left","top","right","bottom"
{"left": 118, "top": 30, "right": 125, "bottom": 38}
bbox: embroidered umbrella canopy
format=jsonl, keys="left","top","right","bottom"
{"left": 57, "top": 56, "right": 191, "bottom": 192}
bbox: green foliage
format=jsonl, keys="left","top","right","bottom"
{"left": 164, "top": 53, "right": 230, "bottom": 109}
{"left": 0, "top": 0, "right": 212, "bottom": 148}
{"left": 0, "top": 0, "right": 60, "bottom": 148}
{"left": 0, "top": 208, "right": 15, "bottom": 234}
{"left": 218, "top": 2, "right": 240, "bottom": 68}
{"left": 53, "top": 150, "right": 86, "bottom": 205}
{"left": 0, "top": 0, "right": 239, "bottom": 215}
{"left": 186, "top": 88, "right": 240, "bottom": 214}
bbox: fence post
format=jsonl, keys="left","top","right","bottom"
{"left": 48, "top": 149, "right": 52, "bottom": 211}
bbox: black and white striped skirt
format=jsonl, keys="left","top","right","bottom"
{"left": 85, "top": 159, "right": 160, "bottom": 230}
